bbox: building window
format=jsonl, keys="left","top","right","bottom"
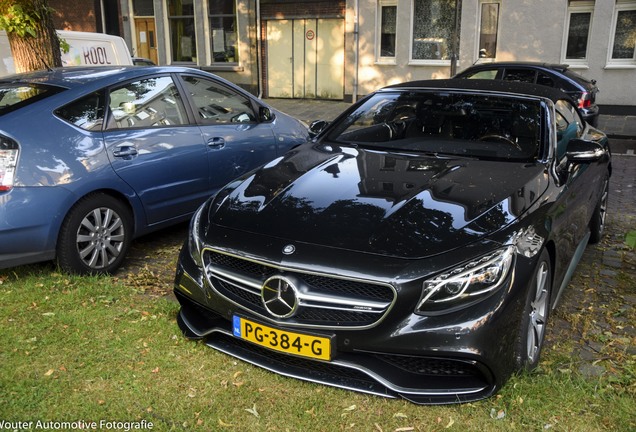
{"left": 478, "top": 2, "right": 499, "bottom": 59}
{"left": 563, "top": 1, "right": 594, "bottom": 64}
{"left": 377, "top": 0, "right": 397, "bottom": 62}
{"left": 609, "top": 1, "right": 636, "bottom": 64}
{"left": 133, "top": 0, "right": 154, "bottom": 16}
{"left": 168, "top": 0, "right": 197, "bottom": 63}
{"left": 209, "top": 0, "right": 238, "bottom": 63}
{"left": 410, "top": 0, "right": 457, "bottom": 63}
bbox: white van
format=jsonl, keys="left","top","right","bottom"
{"left": 0, "top": 30, "right": 133, "bottom": 76}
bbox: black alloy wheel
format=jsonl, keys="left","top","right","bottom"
{"left": 515, "top": 249, "right": 552, "bottom": 371}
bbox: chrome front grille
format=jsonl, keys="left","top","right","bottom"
{"left": 203, "top": 249, "right": 396, "bottom": 329}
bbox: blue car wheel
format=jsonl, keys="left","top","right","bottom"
{"left": 56, "top": 193, "right": 133, "bottom": 275}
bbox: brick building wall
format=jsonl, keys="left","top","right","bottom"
{"left": 50, "top": 0, "right": 98, "bottom": 32}
{"left": 49, "top": 0, "right": 122, "bottom": 36}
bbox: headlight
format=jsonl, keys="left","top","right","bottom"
{"left": 416, "top": 247, "right": 515, "bottom": 313}
{"left": 187, "top": 204, "right": 205, "bottom": 267}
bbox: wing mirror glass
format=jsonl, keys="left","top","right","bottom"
{"left": 309, "top": 120, "right": 329, "bottom": 138}
{"left": 259, "top": 106, "right": 274, "bottom": 122}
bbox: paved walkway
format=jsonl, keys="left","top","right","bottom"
{"left": 598, "top": 115, "right": 636, "bottom": 139}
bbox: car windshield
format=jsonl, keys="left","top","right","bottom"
{"left": 327, "top": 90, "right": 543, "bottom": 161}
{"left": 0, "top": 83, "right": 63, "bottom": 116}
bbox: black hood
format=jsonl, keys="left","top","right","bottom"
{"left": 209, "top": 143, "right": 548, "bottom": 258}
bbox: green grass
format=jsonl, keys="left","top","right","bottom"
{"left": 0, "top": 268, "right": 634, "bottom": 431}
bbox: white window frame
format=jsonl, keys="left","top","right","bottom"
{"left": 475, "top": 0, "right": 501, "bottom": 63}
{"left": 206, "top": 0, "right": 239, "bottom": 65}
{"left": 376, "top": 0, "right": 398, "bottom": 64}
{"left": 607, "top": 0, "right": 636, "bottom": 68}
{"left": 561, "top": 1, "right": 594, "bottom": 67}
{"left": 408, "top": 0, "right": 455, "bottom": 66}
{"left": 165, "top": 0, "right": 198, "bottom": 64}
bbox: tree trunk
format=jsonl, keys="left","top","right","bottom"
{"left": 6, "top": 0, "right": 62, "bottom": 73}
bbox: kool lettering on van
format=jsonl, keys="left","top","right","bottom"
{"left": 0, "top": 30, "right": 133, "bottom": 76}
{"left": 64, "top": 45, "right": 113, "bottom": 66}
{"left": 59, "top": 30, "right": 133, "bottom": 67}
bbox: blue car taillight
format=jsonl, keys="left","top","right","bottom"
{"left": 0, "top": 135, "right": 19, "bottom": 192}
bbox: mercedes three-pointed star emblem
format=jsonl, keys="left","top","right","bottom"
{"left": 261, "top": 275, "right": 299, "bottom": 318}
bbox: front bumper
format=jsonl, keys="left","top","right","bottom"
{"left": 173, "top": 238, "right": 536, "bottom": 404}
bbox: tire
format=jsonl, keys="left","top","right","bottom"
{"left": 56, "top": 193, "right": 132, "bottom": 275}
{"left": 589, "top": 174, "right": 609, "bottom": 244}
{"left": 514, "top": 249, "right": 552, "bottom": 372}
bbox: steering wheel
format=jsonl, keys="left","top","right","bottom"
{"left": 478, "top": 134, "right": 522, "bottom": 151}
{"left": 388, "top": 121, "right": 408, "bottom": 139}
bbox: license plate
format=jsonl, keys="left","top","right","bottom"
{"left": 233, "top": 316, "right": 331, "bottom": 361}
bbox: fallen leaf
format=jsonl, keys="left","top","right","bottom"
{"left": 343, "top": 405, "right": 357, "bottom": 411}
{"left": 445, "top": 417, "right": 455, "bottom": 428}
{"left": 44, "top": 369, "right": 55, "bottom": 376}
{"left": 218, "top": 419, "right": 233, "bottom": 427}
{"left": 245, "top": 404, "right": 259, "bottom": 418}
{"left": 393, "top": 413, "right": 408, "bottom": 419}
{"left": 489, "top": 409, "right": 506, "bottom": 420}
{"left": 374, "top": 423, "right": 383, "bottom": 432}
{"left": 394, "top": 427, "right": 415, "bottom": 432}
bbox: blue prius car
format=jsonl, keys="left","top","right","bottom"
{"left": 0, "top": 66, "right": 308, "bottom": 274}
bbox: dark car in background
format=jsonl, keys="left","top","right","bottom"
{"left": 174, "top": 79, "right": 611, "bottom": 404}
{"left": 454, "top": 62, "right": 600, "bottom": 127}
{"left": 132, "top": 57, "right": 156, "bottom": 66}
{"left": 0, "top": 66, "right": 308, "bottom": 274}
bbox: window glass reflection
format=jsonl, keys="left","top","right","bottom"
{"left": 107, "top": 76, "right": 188, "bottom": 129}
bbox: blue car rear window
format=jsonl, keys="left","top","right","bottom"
{"left": 56, "top": 91, "right": 106, "bottom": 131}
{"left": 0, "top": 83, "right": 64, "bottom": 115}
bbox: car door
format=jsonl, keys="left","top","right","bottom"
{"left": 103, "top": 74, "right": 210, "bottom": 226}
{"left": 178, "top": 74, "right": 279, "bottom": 190}
{"left": 552, "top": 99, "right": 596, "bottom": 269}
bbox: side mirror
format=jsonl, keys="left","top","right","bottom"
{"left": 309, "top": 120, "right": 329, "bottom": 138}
{"left": 565, "top": 139, "right": 605, "bottom": 163}
{"left": 259, "top": 106, "right": 274, "bottom": 122}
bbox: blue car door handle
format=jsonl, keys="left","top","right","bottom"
{"left": 207, "top": 137, "right": 226, "bottom": 149}
{"left": 113, "top": 146, "right": 138, "bottom": 158}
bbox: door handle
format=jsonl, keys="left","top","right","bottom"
{"left": 113, "top": 146, "right": 138, "bottom": 158}
{"left": 207, "top": 137, "right": 226, "bottom": 149}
